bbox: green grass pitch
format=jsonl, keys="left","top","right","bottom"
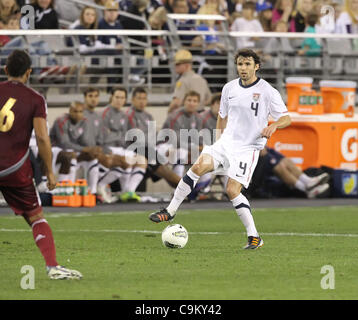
{"left": 0, "top": 206, "right": 357, "bottom": 300}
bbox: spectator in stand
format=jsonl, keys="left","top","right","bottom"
{"left": 120, "top": 0, "right": 159, "bottom": 84}
{"left": 191, "top": 4, "right": 227, "bottom": 91}
{"left": 149, "top": 6, "right": 169, "bottom": 49}
{"left": 98, "top": 1, "right": 123, "bottom": 50}
{"left": 336, "top": 0, "right": 358, "bottom": 34}
{"left": 0, "top": 13, "right": 61, "bottom": 79}
{"left": 119, "top": 0, "right": 153, "bottom": 54}
{"left": 97, "top": 0, "right": 123, "bottom": 91}
{"left": 204, "top": 0, "right": 230, "bottom": 19}
{"left": 263, "top": 19, "right": 294, "bottom": 55}
{"left": 120, "top": 0, "right": 160, "bottom": 32}
{"left": 5, "top": 13, "right": 20, "bottom": 29}
{"left": 271, "top": 0, "right": 294, "bottom": 31}
{"left": 0, "top": 15, "right": 19, "bottom": 49}
{"left": 227, "top": 0, "right": 245, "bottom": 26}
{"left": 297, "top": 13, "right": 322, "bottom": 56}
{"left": 119, "top": 0, "right": 161, "bottom": 14}
{"left": 55, "top": 0, "right": 83, "bottom": 24}
{"left": 149, "top": 6, "right": 169, "bottom": 31}
{"left": 172, "top": 0, "right": 196, "bottom": 44}
{"left": 72, "top": 6, "right": 99, "bottom": 53}
{"left": 30, "top": 0, "right": 59, "bottom": 29}
{"left": 188, "top": 0, "right": 201, "bottom": 13}
{"left": 69, "top": 6, "right": 101, "bottom": 85}
{"left": 231, "top": 1, "right": 264, "bottom": 49}
{"left": 291, "top": 0, "right": 313, "bottom": 32}
{"left": 0, "top": 19, "right": 12, "bottom": 49}
{"left": 148, "top": 7, "right": 172, "bottom": 84}
{"left": 192, "top": 4, "right": 226, "bottom": 55}
{"left": 0, "top": 0, "right": 20, "bottom": 27}
{"left": 257, "top": 1, "right": 274, "bottom": 32}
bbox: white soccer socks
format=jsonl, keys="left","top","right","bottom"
{"left": 98, "top": 167, "right": 123, "bottom": 187}
{"left": 83, "top": 160, "right": 99, "bottom": 195}
{"left": 127, "top": 167, "right": 146, "bottom": 192}
{"left": 231, "top": 193, "right": 259, "bottom": 238}
{"left": 166, "top": 169, "right": 200, "bottom": 216}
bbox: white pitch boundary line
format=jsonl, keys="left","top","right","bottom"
{"left": 1, "top": 205, "right": 357, "bottom": 220}
{"left": 1, "top": 228, "right": 358, "bottom": 237}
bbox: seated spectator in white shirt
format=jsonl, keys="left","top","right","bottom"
{"left": 336, "top": 0, "right": 358, "bottom": 34}
{"left": 231, "top": 1, "right": 264, "bottom": 49}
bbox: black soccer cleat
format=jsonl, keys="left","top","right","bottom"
{"left": 149, "top": 208, "right": 175, "bottom": 223}
{"left": 243, "top": 236, "right": 264, "bottom": 250}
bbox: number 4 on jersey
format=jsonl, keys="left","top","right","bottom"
{"left": 251, "top": 102, "right": 259, "bottom": 117}
{"left": 0, "top": 98, "right": 16, "bottom": 132}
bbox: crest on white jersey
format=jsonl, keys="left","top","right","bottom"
{"left": 253, "top": 93, "right": 260, "bottom": 101}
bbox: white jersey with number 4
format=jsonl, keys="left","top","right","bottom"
{"left": 219, "top": 77, "right": 288, "bottom": 150}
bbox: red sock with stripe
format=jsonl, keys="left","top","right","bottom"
{"left": 31, "top": 219, "right": 58, "bottom": 267}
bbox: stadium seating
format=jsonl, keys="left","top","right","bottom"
{"left": 1, "top": 0, "right": 358, "bottom": 107}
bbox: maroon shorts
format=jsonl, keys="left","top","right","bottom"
{"left": 0, "top": 158, "right": 42, "bottom": 216}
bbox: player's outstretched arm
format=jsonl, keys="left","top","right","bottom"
{"left": 33, "top": 117, "right": 57, "bottom": 190}
{"left": 261, "top": 115, "right": 291, "bottom": 139}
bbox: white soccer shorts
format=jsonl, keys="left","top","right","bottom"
{"left": 201, "top": 138, "right": 260, "bottom": 189}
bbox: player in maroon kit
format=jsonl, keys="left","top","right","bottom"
{"left": 0, "top": 50, "right": 82, "bottom": 280}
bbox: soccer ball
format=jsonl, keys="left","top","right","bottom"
{"left": 161, "top": 224, "right": 189, "bottom": 249}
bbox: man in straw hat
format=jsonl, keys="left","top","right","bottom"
{"left": 169, "top": 49, "right": 212, "bottom": 114}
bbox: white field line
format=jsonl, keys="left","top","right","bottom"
{"left": 1, "top": 228, "right": 358, "bottom": 237}
{"left": 1, "top": 205, "right": 357, "bottom": 220}
{"left": 0, "top": 210, "right": 194, "bottom": 219}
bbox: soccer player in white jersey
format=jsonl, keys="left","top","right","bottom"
{"left": 149, "top": 49, "right": 291, "bottom": 249}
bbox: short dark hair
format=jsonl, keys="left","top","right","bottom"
{"left": 234, "top": 48, "right": 261, "bottom": 68}
{"left": 306, "top": 13, "right": 319, "bottom": 27}
{"left": 210, "top": 92, "right": 221, "bottom": 105}
{"left": 6, "top": 50, "right": 32, "bottom": 77}
{"left": 132, "top": 87, "right": 147, "bottom": 98}
{"left": 83, "top": 87, "right": 100, "bottom": 97}
{"left": 242, "top": 1, "right": 256, "bottom": 11}
{"left": 184, "top": 90, "right": 201, "bottom": 102}
{"left": 32, "top": 0, "right": 55, "bottom": 8}
{"left": 111, "top": 86, "right": 127, "bottom": 98}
